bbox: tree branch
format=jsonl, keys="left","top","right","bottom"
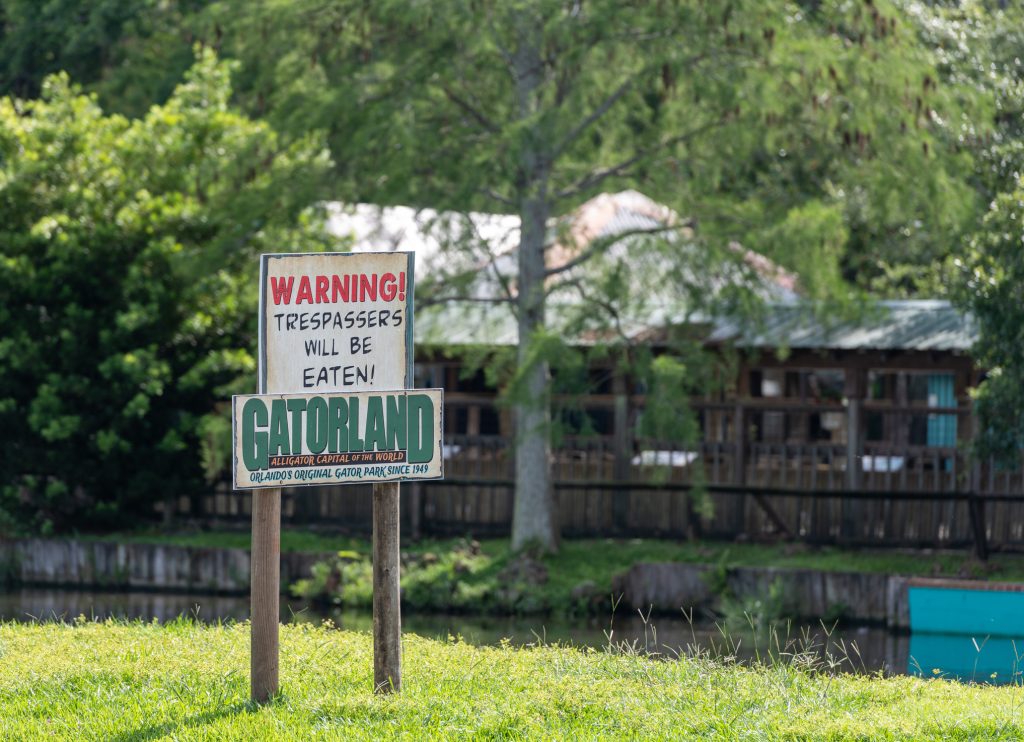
{"left": 555, "top": 113, "right": 734, "bottom": 200}
{"left": 442, "top": 85, "right": 500, "bottom": 133}
{"left": 552, "top": 75, "right": 636, "bottom": 159}
{"left": 552, "top": 49, "right": 730, "bottom": 161}
{"left": 558, "top": 276, "right": 634, "bottom": 346}
{"left": 478, "top": 187, "right": 515, "bottom": 207}
{"left": 544, "top": 223, "right": 692, "bottom": 279}
{"left": 462, "top": 211, "right": 518, "bottom": 305}
{"left": 418, "top": 294, "right": 514, "bottom": 309}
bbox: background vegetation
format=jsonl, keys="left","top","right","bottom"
{"left": 1, "top": 1, "right": 1024, "bottom": 535}
{"left": 0, "top": 50, "right": 332, "bottom": 531}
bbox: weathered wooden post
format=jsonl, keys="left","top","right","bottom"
{"left": 842, "top": 369, "right": 865, "bottom": 542}
{"left": 373, "top": 481, "right": 402, "bottom": 692}
{"left": 733, "top": 400, "right": 747, "bottom": 534}
{"left": 966, "top": 406, "right": 988, "bottom": 561}
{"left": 250, "top": 486, "right": 281, "bottom": 702}
{"left": 845, "top": 397, "right": 862, "bottom": 492}
{"left": 612, "top": 370, "right": 631, "bottom": 533}
{"left": 251, "top": 317, "right": 280, "bottom": 703}
{"left": 234, "top": 251, "right": 442, "bottom": 701}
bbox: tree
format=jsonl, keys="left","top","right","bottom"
{"left": 0, "top": 0, "right": 206, "bottom": 117}
{"left": 0, "top": 49, "right": 331, "bottom": 532}
{"left": 203, "top": 0, "right": 978, "bottom": 552}
{"left": 932, "top": 2, "right": 1024, "bottom": 460}
{"left": 957, "top": 184, "right": 1024, "bottom": 464}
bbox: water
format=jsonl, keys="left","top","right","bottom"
{"left": 909, "top": 633, "right": 1024, "bottom": 684}
{"left": 1, "top": 587, "right": 1019, "bottom": 683}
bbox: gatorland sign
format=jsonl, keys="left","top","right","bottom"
{"left": 232, "top": 389, "right": 443, "bottom": 489}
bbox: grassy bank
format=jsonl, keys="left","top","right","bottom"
{"left": 0, "top": 621, "right": 1020, "bottom": 740}
{"left": 77, "top": 528, "right": 350, "bottom": 554}
{"left": 291, "top": 538, "right": 1024, "bottom": 615}
{"left": 83, "top": 528, "right": 1024, "bottom": 580}
{"left": 70, "top": 529, "right": 1024, "bottom": 615}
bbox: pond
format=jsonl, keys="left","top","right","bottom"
{"left": 0, "top": 587, "right": 1019, "bottom": 684}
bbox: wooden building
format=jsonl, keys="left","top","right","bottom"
{"left": 189, "top": 193, "right": 1019, "bottom": 553}
{"left": 324, "top": 192, "right": 1012, "bottom": 551}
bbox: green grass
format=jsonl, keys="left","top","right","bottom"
{"left": 0, "top": 620, "right": 1021, "bottom": 740}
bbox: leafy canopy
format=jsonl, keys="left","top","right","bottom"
{"left": 931, "top": 2, "right": 1024, "bottom": 461}
{"left": 0, "top": 49, "right": 332, "bottom": 531}
{"left": 205, "top": 1, "right": 979, "bottom": 298}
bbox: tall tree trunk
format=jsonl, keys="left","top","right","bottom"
{"left": 510, "top": 16, "right": 558, "bottom": 553}
{"left": 512, "top": 194, "right": 557, "bottom": 552}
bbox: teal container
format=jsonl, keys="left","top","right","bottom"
{"left": 908, "top": 583, "right": 1024, "bottom": 684}
{"left": 908, "top": 585, "right": 1024, "bottom": 637}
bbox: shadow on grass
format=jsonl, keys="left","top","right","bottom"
{"left": 109, "top": 700, "right": 261, "bottom": 742}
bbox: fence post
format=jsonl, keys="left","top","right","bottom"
{"left": 409, "top": 481, "right": 423, "bottom": 541}
{"left": 733, "top": 402, "right": 747, "bottom": 483}
{"left": 968, "top": 475, "right": 988, "bottom": 561}
{"left": 612, "top": 371, "right": 631, "bottom": 533}
{"left": 843, "top": 370, "right": 865, "bottom": 542}
{"left": 968, "top": 408, "right": 988, "bottom": 561}
{"left": 845, "top": 398, "right": 862, "bottom": 492}
{"left": 733, "top": 401, "right": 747, "bottom": 535}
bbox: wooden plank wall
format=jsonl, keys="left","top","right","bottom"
{"left": 172, "top": 401, "right": 1024, "bottom": 550}
{"left": 176, "top": 481, "right": 1004, "bottom": 549}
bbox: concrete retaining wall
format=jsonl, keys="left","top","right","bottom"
{"left": 612, "top": 562, "right": 913, "bottom": 629}
{"left": 0, "top": 539, "right": 329, "bottom": 595}
{"left": 1, "top": 540, "right": 918, "bottom": 627}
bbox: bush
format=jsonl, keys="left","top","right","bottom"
{"left": 0, "top": 50, "right": 332, "bottom": 531}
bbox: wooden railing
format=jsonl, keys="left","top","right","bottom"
{"left": 172, "top": 395, "right": 1024, "bottom": 553}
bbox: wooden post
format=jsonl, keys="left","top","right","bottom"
{"left": 409, "top": 481, "right": 423, "bottom": 541}
{"left": 373, "top": 481, "right": 402, "bottom": 694}
{"left": 968, "top": 485, "right": 988, "bottom": 561}
{"left": 612, "top": 370, "right": 631, "bottom": 533}
{"left": 612, "top": 371, "right": 631, "bottom": 481}
{"left": 733, "top": 402, "right": 747, "bottom": 487}
{"left": 733, "top": 401, "right": 747, "bottom": 535}
{"left": 845, "top": 397, "right": 862, "bottom": 491}
{"left": 162, "top": 493, "right": 174, "bottom": 526}
{"left": 842, "top": 369, "right": 865, "bottom": 542}
{"left": 250, "top": 487, "right": 281, "bottom": 703}
{"left": 967, "top": 408, "right": 989, "bottom": 561}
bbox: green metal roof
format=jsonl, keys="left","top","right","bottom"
{"left": 416, "top": 300, "right": 977, "bottom": 353}
{"left": 708, "top": 300, "right": 976, "bottom": 352}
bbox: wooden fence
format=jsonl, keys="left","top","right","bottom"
{"left": 172, "top": 398, "right": 1024, "bottom": 554}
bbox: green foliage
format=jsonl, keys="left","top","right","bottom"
{"left": 636, "top": 356, "right": 701, "bottom": 443}
{"left": 0, "top": 50, "right": 332, "bottom": 531}
{"left": 956, "top": 184, "right": 1024, "bottom": 464}
{"left": 0, "top": 0, "right": 206, "bottom": 117}
{"left": 0, "top": 1, "right": 1003, "bottom": 301}
{"left": 718, "top": 576, "right": 795, "bottom": 634}
{"left": 2, "top": 0, "right": 1021, "bottom": 535}
{"left": 1, "top": 621, "right": 1022, "bottom": 739}
{"left": 938, "top": 3, "right": 1024, "bottom": 460}
{"left": 206, "top": 0, "right": 974, "bottom": 293}
{"left": 199, "top": 5, "right": 990, "bottom": 547}
{"left": 905, "top": 1, "right": 1024, "bottom": 202}
{"left": 703, "top": 550, "right": 733, "bottom": 598}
